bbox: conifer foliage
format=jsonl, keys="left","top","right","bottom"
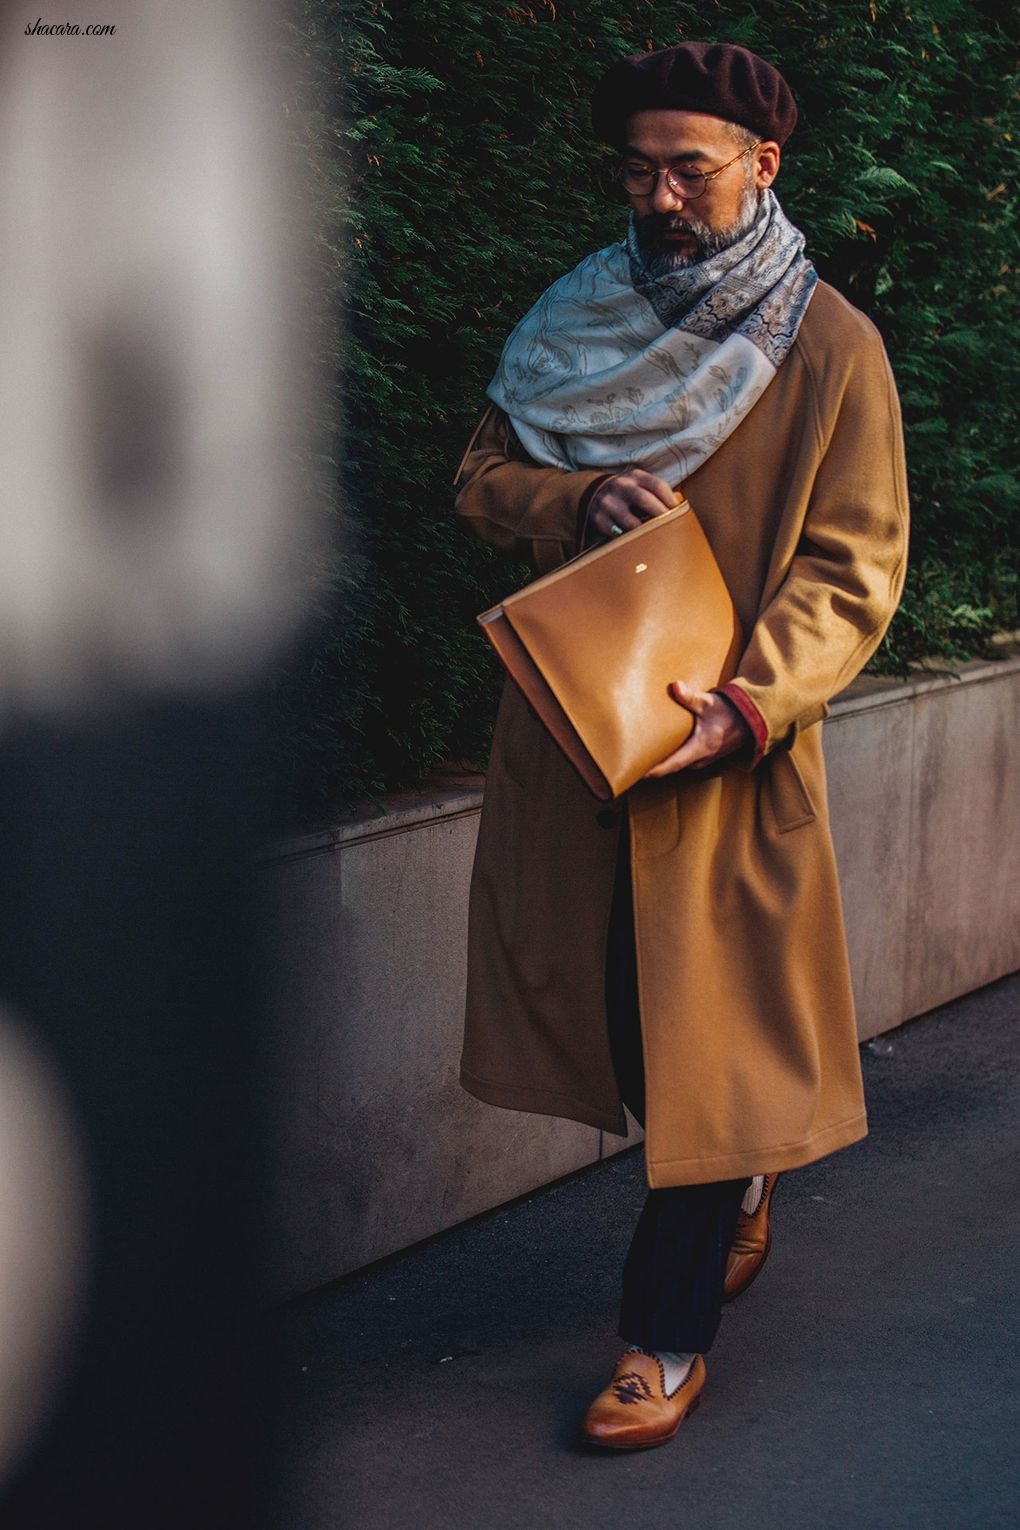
{"left": 279, "top": 0, "right": 1017, "bottom": 812}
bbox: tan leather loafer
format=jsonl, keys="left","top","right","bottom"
{"left": 579, "top": 1350, "right": 706, "bottom": 1451}
{"left": 723, "top": 1172, "right": 779, "bottom": 1303}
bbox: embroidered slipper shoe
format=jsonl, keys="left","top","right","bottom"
{"left": 723, "top": 1172, "right": 779, "bottom": 1303}
{"left": 578, "top": 1351, "right": 706, "bottom": 1451}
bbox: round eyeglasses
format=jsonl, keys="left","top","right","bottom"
{"left": 618, "top": 141, "right": 761, "bottom": 201}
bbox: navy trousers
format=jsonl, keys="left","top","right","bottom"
{"left": 606, "top": 812, "right": 748, "bottom": 1354}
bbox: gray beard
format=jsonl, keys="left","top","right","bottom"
{"left": 635, "top": 184, "right": 761, "bottom": 278}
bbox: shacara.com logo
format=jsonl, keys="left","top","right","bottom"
{"left": 25, "top": 17, "right": 116, "bottom": 35}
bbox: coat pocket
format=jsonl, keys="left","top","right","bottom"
{"left": 628, "top": 775, "right": 683, "bottom": 859}
{"left": 765, "top": 749, "right": 817, "bottom": 833}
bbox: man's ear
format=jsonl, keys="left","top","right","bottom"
{"left": 755, "top": 141, "right": 781, "bottom": 189}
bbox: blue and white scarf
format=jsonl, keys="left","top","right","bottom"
{"left": 487, "top": 189, "right": 817, "bottom": 483}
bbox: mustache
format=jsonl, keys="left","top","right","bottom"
{"left": 638, "top": 213, "right": 708, "bottom": 240}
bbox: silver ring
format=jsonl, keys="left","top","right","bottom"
{"left": 607, "top": 523, "right": 625, "bottom": 538}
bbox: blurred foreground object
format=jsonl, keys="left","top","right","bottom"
{"left": 0, "top": 1010, "right": 87, "bottom": 1481}
{"left": 0, "top": 1, "right": 316, "bottom": 1524}
{"left": 0, "top": 0, "right": 308, "bottom": 707}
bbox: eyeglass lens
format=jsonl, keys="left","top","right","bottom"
{"left": 620, "top": 166, "right": 707, "bottom": 198}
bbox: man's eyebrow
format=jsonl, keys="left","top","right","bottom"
{"left": 621, "top": 144, "right": 707, "bottom": 164}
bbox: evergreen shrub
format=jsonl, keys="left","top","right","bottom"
{"left": 277, "top": 0, "right": 1018, "bottom": 814}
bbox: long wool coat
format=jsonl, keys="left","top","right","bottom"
{"left": 456, "top": 280, "right": 909, "bottom": 1187}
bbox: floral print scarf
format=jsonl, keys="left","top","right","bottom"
{"left": 487, "top": 189, "right": 817, "bottom": 484}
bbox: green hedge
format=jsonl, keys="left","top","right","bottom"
{"left": 276, "top": 0, "right": 1018, "bottom": 814}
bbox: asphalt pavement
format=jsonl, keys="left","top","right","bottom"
{"left": 269, "top": 973, "right": 1020, "bottom": 1530}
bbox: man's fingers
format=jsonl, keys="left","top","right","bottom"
{"left": 627, "top": 469, "right": 681, "bottom": 509}
{"left": 645, "top": 688, "right": 703, "bottom": 777}
{"left": 670, "top": 678, "right": 711, "bottom": 713}
{"left": 626, "top": 486, "right": 679, "bottom": 521}
{"left": 590, "top": 472, "right": 680, "bottom": 532}
{"left": 594, "top": 487, "right": 677, "bottom": 532}
{"left": 644, "top": 687, "right": 751, "bottom": 779}
{"left": 645, "top": 734, "right": 703, "bottom": 777}
{"left": 590, "top": 502, "right": 644, "bottom": 534}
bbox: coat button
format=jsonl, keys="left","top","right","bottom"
{"left": 596, "top": 809, "right": 618, "bottom": 828}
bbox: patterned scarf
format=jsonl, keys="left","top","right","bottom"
{"left": 487, "top": 189, "right": 817, "bottom": 483}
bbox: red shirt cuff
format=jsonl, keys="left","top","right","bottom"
{"left": 717, "top": 682, "right": 768, "bottom": 766}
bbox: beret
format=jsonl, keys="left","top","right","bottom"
{"left": 591, "top": 41, "right": 798, "bottom": 148}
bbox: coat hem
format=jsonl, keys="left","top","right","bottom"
{"left": 459, "top": 1065, "right": 628, "bottom": 1137}
{"left": 644, "top": 1111, "right": 868, "bottom": 1188}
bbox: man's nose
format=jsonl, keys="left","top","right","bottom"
{"left": 650, "top": 174, "right": 684, "bottom": 214}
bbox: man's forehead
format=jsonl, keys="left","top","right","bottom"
{"left": 623, "top": 109, "right": 742, "bottom": 161}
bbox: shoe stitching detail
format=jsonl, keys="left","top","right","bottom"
{"left": 664, "top": 1359, "right": 699, "bottom": 1401}
{"left": 611, "top": 1370, "right": 655, "bottom": 1405}
{"left": 626, "top": 1349, "right": 700, "bottom": 1401}
{"left": 745, "top": 1172, "right": 772, "bottom": 1218}
{"left": 732, "top": 1173, "right": 776, "bottom": 1250}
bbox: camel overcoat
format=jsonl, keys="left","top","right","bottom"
{"left": 456, "top": 280, "right": 909, "bottom": 1187}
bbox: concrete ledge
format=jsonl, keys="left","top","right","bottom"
{"left": 825, "top": 646, "right": 1020, "bottom": 1035}
{"left": 265, "top": 648, "right": 1020, "bottom": 1298}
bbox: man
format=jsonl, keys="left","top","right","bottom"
{"left": 454, "top": 41, "right": 908, "bottom": 1450}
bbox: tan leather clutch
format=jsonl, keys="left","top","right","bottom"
{"left": 477, "top": 500, "right": 743, "bottom": 801}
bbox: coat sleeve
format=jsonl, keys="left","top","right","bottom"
{"left": 721, "top": 322, "right": 910, "bottom": 763}
{"left": 453, "top": 404, "right": 613, "bottom": 575}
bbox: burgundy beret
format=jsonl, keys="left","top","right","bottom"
{"left": 591, "top": 41, "right": 798, "bottom": 148}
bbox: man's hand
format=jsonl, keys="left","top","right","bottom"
{"left": 644, "top": 680, "right": 752, "bottom": 777}
{"left": 588, "top": 469, "right": 678, "bottom": 536}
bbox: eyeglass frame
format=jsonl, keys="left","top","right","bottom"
{"left": 617, "top": 140, "right": 763, "bottom": 202}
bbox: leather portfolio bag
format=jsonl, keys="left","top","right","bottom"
{"left": 477, "top": 499, "right": 743, "bottom": 801}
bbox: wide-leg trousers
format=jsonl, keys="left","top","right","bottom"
{"left": 606, "top": 809, "right": 748, "bottom": 1354}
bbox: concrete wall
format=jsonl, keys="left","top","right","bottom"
{"left": 826, "top": 655, "right": 1020, "bottom": 1036}
{"left": 265, "top": 651, "right": 1020, "bottom": 1299}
